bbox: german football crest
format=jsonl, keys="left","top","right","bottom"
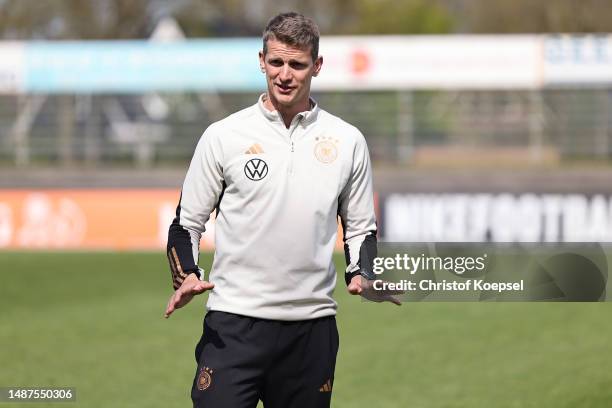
{"left": 314, "top": 136, "right": 338, "bottom": 164}
{"left": 197, "top": 366, "right": 213, "bottom": 391}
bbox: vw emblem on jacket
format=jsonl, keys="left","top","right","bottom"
{"left": 244, "top": 158, "right": 268, "bottom": 181}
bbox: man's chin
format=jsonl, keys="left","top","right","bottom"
{"left": 273, "top": 94, "right": 297, "bottom": 108}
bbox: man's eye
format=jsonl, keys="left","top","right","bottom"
{"left": 290, "top": 63, "right": 306, "bottom": 69}
{"left": 269, "top": 60, "right": 283, "bottom": 67}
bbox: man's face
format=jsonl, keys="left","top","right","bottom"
{"left": 259, "top": 38, "right": 322, "bottom": 109}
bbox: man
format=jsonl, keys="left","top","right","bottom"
{"left": 164, "top": 12, "right": 399, "bottom": 408}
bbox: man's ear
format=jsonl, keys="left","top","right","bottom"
{"left": 258, "top": 51, "right": 265, "bottom": 72}
{"left": 313, "top": 56, "right": 323, "bottom": 77}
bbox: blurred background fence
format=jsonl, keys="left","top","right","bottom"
{"left": 2, "top": 88, "right": 612, "bottom": 169}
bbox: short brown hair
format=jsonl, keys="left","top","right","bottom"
{"left": 262, "top": 12, "right": 320, "bottom": 62}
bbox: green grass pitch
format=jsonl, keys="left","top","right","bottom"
{"left": 1, "top": 251, "right": 612, "bottom": 408}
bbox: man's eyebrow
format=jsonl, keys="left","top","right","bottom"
{"left": 269, "top": 57, "right": 309, "bottom": 64}
{"left": 267, "top": 54, "right": 308, "bottom": 62}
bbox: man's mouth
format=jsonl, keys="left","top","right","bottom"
{"left": 275, "top": 83, "right": 295, "bottom": 94}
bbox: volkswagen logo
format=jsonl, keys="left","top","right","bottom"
{"left": 244, "top": 158, "right": 268, "bottom": 181}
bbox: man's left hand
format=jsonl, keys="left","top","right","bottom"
{"left": 347, "top": 275, "right": 403, "bottom": 306}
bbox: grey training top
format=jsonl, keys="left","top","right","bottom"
{"left": 167, "top": 95, "right": 377, "bottom": 320}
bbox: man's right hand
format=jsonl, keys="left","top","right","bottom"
{"left": 164, "top": 274, "right": 214, "bottom": 318}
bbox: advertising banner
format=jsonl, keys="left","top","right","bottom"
{"left": 384, "top": 193, "right": 612, "bottom": 242}
{"left": 0, "top": 189, "right": 209, "bottom": 250}
{"left": 1, "top": 36, "right": 543, "bottom": 93}
{"left": 23, "top": 40, "right": 262, "bottom": 93}
{"left": 543, "top": 34, "right": 612, "bottom": 85}
{"left": 317, "top": 36, "right": 542, "bottom": 90}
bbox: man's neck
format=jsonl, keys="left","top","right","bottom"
{"left": 263, "top": 94, "right": 310, "bottom": 129}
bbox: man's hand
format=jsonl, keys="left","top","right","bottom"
{"left": 164, "top": 274, "right": 214, "bottom": 318}
{"left": 347, "top": 275, "right": 402, "bottom": 306}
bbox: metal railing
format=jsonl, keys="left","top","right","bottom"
{"left": 1, "top": 89, "right": 611, "bottom": 168}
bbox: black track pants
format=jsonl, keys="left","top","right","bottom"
{"left": 191, "top": 311, "right": 339, "bottom": 408}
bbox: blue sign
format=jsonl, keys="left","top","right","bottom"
{"left": 24, "top": 39, "right": 264, "bottom": 93}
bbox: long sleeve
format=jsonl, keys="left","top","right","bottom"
{"left": 338, "top": 130, "right": 378, "bottom": 285}
{"left": 167, "top": 125, "right": 225, "bottom": 290}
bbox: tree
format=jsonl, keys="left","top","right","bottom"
{"left": 449, "top": 0, "right": 612, "bottom": 33}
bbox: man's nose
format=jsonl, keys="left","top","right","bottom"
{"left": 279, "top": 64, "right": 291, "bottom": 81}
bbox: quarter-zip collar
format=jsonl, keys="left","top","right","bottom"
{"left": 257, "top": 93, "right": 319, "bottom": 127}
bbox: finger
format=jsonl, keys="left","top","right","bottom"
{"left": 175, "top": 292, "right": 193, "bottom": 309}
{"left": 387, "top": 295, "right": 402, "bottom": 306}
{"left": 349, "top": 275, "right": 364, "bottom": 294}
{"left": 168, "top": 289, "right": 184, "bottom": 313}
{"left": 165, "top": 294, "right": 177, "bottom": 318}
{"left": 191, "top": 284, "right": 205, "bottom": 294}
{"left": 347, "top": 282, "right": 362, "bottom": 295}
{"left": 193, "top": 281, "right": 215, "bottom": 293}
{"left": 174, "top": 290, "right": 183, "bottom": 305}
